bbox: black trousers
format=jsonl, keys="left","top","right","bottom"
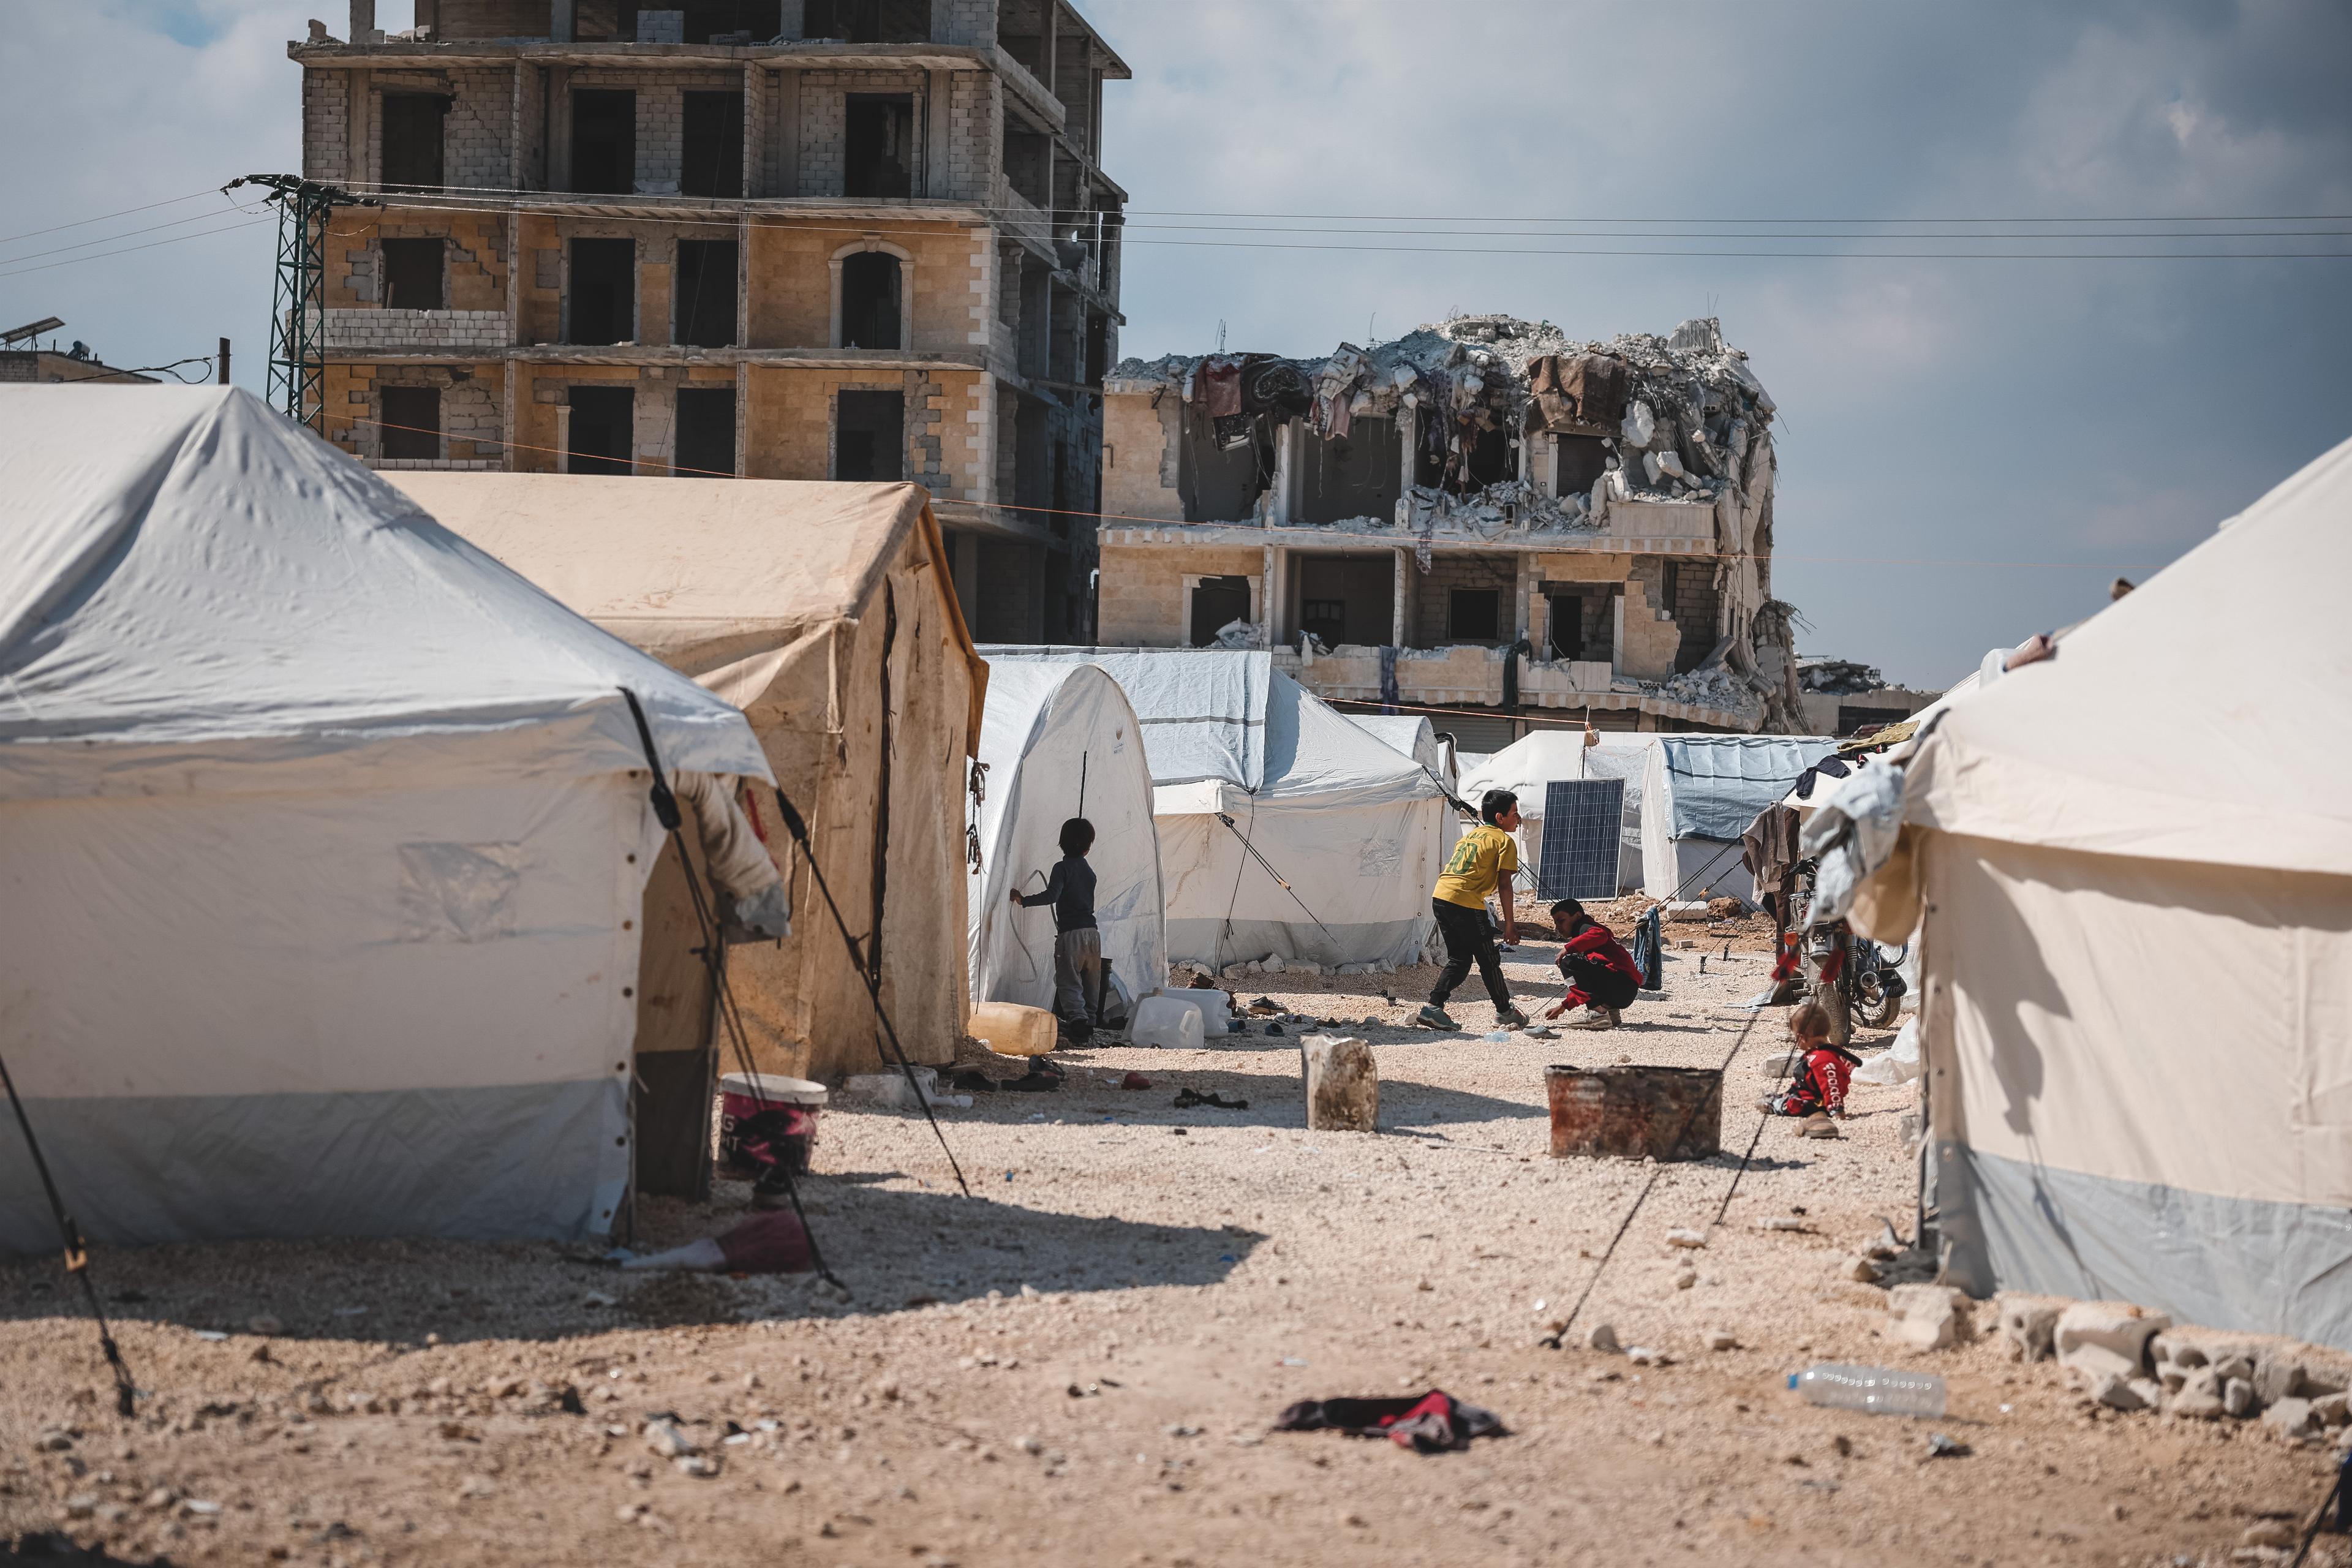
{"left": 1430, "top": 897, "right": 1512, "bottom": 1009}
{"left": 1560, "top": 952, "right": 1640, "bottom": 1011}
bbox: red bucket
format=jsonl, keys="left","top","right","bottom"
{"left": 718, "top": 1072, "right": 827, "bottom": 1178}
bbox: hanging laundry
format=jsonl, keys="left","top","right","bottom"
{"left": 1196, "top": 355, "right": 1243, "bottom": 417}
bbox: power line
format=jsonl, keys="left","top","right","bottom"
{"left": 0, "top": 187, "right": 225, "bottom": 247}
{"left": 0, "top": 198, "right": 274, "bottom": 268}
{"left": 0, "top": 214, "right": 276, "bottom": 281}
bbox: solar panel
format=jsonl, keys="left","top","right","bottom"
{"left": 1537, "top": 778, "right": 1626, "bottom": 900}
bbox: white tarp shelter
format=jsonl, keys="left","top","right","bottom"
{"left": 1349, "top": 713, "right": 1454, "bottom": 791}
{"left": 1850, "top": 435, "right": 2352, "bottom": 1349}
{"left": 0, "top": 388, "right": 770, "bottom": 1251}
{"left": 968, "top": 662, "right": 1164, "bottom": 1012}
{"left": 1461, "top": 731, "right": 1657, "bottom": 896}
{"left": 1642, "top": 735, "right": 1836, "bottom": 904}
{"left": 984, "top": 649, "right": 1449, "bottom": 970}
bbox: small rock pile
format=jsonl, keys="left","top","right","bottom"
{"left": 2001, "top": 1298, "right": 2352, "bottom": 1441}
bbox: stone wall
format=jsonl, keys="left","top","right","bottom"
{"left": 1412, "top": 551, "right": 1519, "bottom": 647}
{"left": 1101, "top": 390, "right": 1182, "bottom": 524}
{"left": 1096, "top": 543, "right": 1265, "bottom": 647}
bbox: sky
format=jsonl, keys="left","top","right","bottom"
{"left": 4, "top": 1, "right": 2348, "bottom": 687}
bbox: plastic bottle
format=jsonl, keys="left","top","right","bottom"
{"left": 1787, "top": 1363, "right": 1947, "bottom": 1418}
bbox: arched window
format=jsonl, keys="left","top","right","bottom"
{"left": 839, "top": 249, "right": 903, "bottom": 350}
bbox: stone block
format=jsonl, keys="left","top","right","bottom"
{"left": 1886, "top": 1283, "right": 1970, "bottom": 1352}
{"left": 2261, "top": 1396, "right": 2319, "bottom": 1439}
{"left": 1300, "top": 1035, "right": 1376, "bottom": 1133}
{"left": 2169, "top": 1366, "right": 2226, "bottom": 1420}
{"left": 2053, "top": 1302, "right": 2169, "bottom": 1384}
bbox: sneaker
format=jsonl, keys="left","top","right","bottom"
{"left": 1564, "top": 1007, "right": 1616, "bottom": 1031}
{"left": 1800, "top": 1112, "right": 1841, "bottom": 1140}
{"left": 1414, "top": 1003, "right": 1457, "bottom": 1030}
{"left": 1495, "top": 1005, "right": 1532, "bottom": 1030}
{"left": 1753, "top": 1093, "right": 1779, "bottom": 1114}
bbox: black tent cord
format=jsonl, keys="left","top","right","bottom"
{"left": 0, "top": 1050, "right": 137, "bottom": 1416}
{"left": 612, "top": 692, "right": 971, "bottom": 1202}
{"left": 1538, "top": 1006, "right": 1765, "bottom": 1351}
{"left": 618, "top": 692, "right": 849, "bottom": 1290}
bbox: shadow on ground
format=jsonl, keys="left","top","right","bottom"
{"left": 0, "top": 1186, "right": 1264, "bottom": 1345}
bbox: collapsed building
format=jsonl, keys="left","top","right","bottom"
{"left": 289, "top": 0, "right": 1128, "bottom": 643}
{"left": 1098, "top": 314, "right": 1809, "bottom": 742}
{"left": 1795, "top": 657, "right": 1942, "bottom": 739}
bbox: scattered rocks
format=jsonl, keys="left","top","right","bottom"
{"left": 2261, "top": 1397, "right": 2320, "bottom": 1440}
{"left": 2226, "top": 1378, "right": 2260, "bottom": 1419}
{"left": 1703, "top": 1329, "right": 1738, "bottom": 1352}
{"left": 1672, "top": 1265, "right": 1697, "bottom": 1292}
{"left": 1586, "top": 1323, "right": 1621, "bottom": 1355}
{"left": 1627, "top": 1346, "right": 1672, "bottom": 1366}
{"left": 1665, "top": 1229, "right": 1706, "bottom": 1250}
{"left": 1842, "top": 1256, "right": 1883, "bottom": 1284}
{"left": 2090, "top": 1373, "right": 2159, "bottom": 1413}
{"left": 2170, "top": 1366, "right": 2226, "bottom": 1421}
{"left": 2241, "top": 1518, "right": 2299, "bottom": 1549}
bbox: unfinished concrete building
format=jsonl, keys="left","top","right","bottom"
{"left": 1098, "top": 315, "right": 1811, "bottom": 745}
{"left": 290, "top": 0, "right": 1127, "bottom": 641}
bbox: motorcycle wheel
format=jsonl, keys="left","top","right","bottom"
{"left": 1854, "top": 974, "right": 1902, "bottom": 1030}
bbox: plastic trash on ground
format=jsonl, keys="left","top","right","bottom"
{"left": 1787, "top": 1362, "right": 1945, "bottom": 1417}
{"left": 619, "top": 1211, "right": 812, "bottom": 1275}
{"left": 1131, "top": 995, "right": 1207, "bottom": 1050}
{"left": 1852, "top": 1016, "right": 1921, "bottom": 1085}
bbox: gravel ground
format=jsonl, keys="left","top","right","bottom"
{"left": 4, "top": 921, "right": 2347, "bottom": 1567}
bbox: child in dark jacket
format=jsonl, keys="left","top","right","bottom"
{"left": 1011, "top": 817, "right": 1101, "bottom": 1029}
{"left": 1544, "top": 899, "right": 1644, "bottom": 1031}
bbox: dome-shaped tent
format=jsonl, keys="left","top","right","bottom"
{"left": 968, "top": 662, "right": 1164, "bottom": 1014}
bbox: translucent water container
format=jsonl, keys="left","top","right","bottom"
{"left": 1787, "top": 1363, "right": 1947, "bottom": 1418}
{"left": 967, "top": 1001, "right": 1059, "bottom": 1057}
{"left": 1129, "top": 995, "right": 1207, "bottom": 1050}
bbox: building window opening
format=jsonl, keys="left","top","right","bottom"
{"left": 1448, "top": 588, "right": 1500, "bottom": 643}
{"left": 1085, "top": 314, "right": 1109, "bottom": 386}
{"left": 1464, "top": 425, "right": 1513, "bottom": 489}
{"left": 1189, "top": 576, "right": 1252, "bottom": 648}
{"left": 1554, "top": 434, "right": 1608, "bottom": 498}
{"left": 566, "top": 238, "right": 635, "bottom": 345}
{"left": 839, "top": 251, "right": 902, "bottom": 349}
{"left": 804, "top": 0, "right": 931, "bottom": 42}
{"left": 1660, "top": 560, "right": 1682, "bottom": 621}
{"left": 680, "top": 92, "right": 744, "bottom": 199}
{"left": 844, "top": 95, "right": 915, "bottom": 198}
{"left": 1299, "top": 415, "right": 1401, "bottom": 526}
{"left": 379, "top": 385, "right": 440, "bottom": 461}
{"left": 568, "top": 385, "right": 635, "bottom": 475}
{"left": 674, "top": 386, "right": 736, "bottom": 478}
{"left": 1178, "top": 406, "right": 1273, "bottom": 523}
{"left": 674, "top": 239, "right": 738, "bottom": 348}
{"left": 834, "top": 389, "right": 903, "bottom": 481}
{"left": 380, "top": 94, "right": 447, "bottom": 193}
{"left": 379, "top": 238, "right": 445, "bottom": 311}
{"left": 570, "top": 89, "right": 636, "bottom": 195}
{"left": 1547, "top": 591, "right": 1589, "bottom": 661}
{"left": 1295, "top": 555, "right": 1394, "bottom": 649}
{"left": 680, "top": 1, "right": 783, "bottom": 43}
{"left": 1001, "top": 127, "right": 1050, "bottom": 208}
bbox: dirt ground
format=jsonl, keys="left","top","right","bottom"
{"left": 5, "top": 925, "right": 2347, "bottom": 1567}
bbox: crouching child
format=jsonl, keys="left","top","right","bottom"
{"left": 1544, "top": 899, "right": 1643, "bottom": 1031}
{"left": 1757, "top": 1001, "right": 1863, "bottom": 1128}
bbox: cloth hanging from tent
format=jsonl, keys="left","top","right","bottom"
{"left": 1799, "top": 762, "right": 1907, "bottom": 928}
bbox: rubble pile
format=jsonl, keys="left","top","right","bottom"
{"left": 2002, "top": 1298, "right": 2352, "bottom": 1441}
{"left": 1797, "top": 657, "right": 1888, "bottom": 695}
{"left": 1109, "top": 312, "right": 1779, "bottom": 537}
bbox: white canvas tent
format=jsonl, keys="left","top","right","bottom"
{"left": 1461, "top": 731, "right": 1656, "bottom": 897}
{"left": 984, "top": 649, "right": 1449, "bottom": 970}
{"left": 968, "top": 662, "right": 1164, "bottom": 1013}
{"left": 1349, "top": 713, "right": 1455, "bottom": 791}
{"left": 0, "top": 388, "right": 771, "bottom": 1250}
{"left": 1642, "top": 735, "right": 1836, "bottom": 904}
{"left": 1850, "top": 435, "right": 2352, "bottom": 1349}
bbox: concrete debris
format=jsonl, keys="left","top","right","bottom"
{"left": 1665, "top": 1228, "right": 1707, "bottom": 1249}
{"left": 2226, "top": 1377, "right": 2260, "bottom": 1419}
{"left": 1886, "top": 1284, "right": 1972, "bottom": 1352}
{"left": 1300, "top": 1035, "right": 1378, "bottom": 1133}
{"left": 1703, "top": 1329, "right": 1738, "bottom": 1352}
{"left": 2171, "top": 1366, "right": 2227, "bottom": 1420}
{"left": 2261, "top": 1397, "right": 2320, "bottom": 1439}
{"left": 2052, "top": 1302, "right": 2170, "bottom": 1384}
{"left": 1586, "top": 1323, "right": 1621, "bottom": 1354}
{"left": 2090, "top": 1374, "right": 2162, "bottom": 1413}
{"left": 643, "top": 1420, "right": 698, "bottom": 1458}
{"left": 1997, "top": 1296, "right": 2061, "bottom": 1363}
{"left": 1796, "top": 657, "right": 1888, "bottom": 696}
{"left": 1842, "top": 1256, "right": 1883, "bottom": 1283}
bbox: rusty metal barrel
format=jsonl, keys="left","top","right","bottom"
{"left": 1545, "top": 1064, "right": 1722, "bottom": 1161}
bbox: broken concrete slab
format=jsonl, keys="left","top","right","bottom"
{"left": 1887, "top": 1284, "right": 1972, "bottom": 1352}
{"left": 1997, "top": 1296, "right": 2060, "bottom": 1363}
{"left": 1300, "top": 1035, "right": 1378, "bottom": 1133}
{"left": 2053, "top": 1302, "right": 2169, "bottom": 1384}
{"left": 2169, "top": 1366, "right": 2226, "bottom": 1420}
{"left": 2261, "top": 1396, "right": 2320, "bottom": 1440}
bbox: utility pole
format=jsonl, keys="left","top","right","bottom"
{"left": 224, "top": 175, "right": 374, "bottom": 432}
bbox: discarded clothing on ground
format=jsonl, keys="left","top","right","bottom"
{"left": 1274, "top": 1390, "right": 1506, "bottom": 1453}
{"left": 1173, "top": 1087, "right": 1249, "bottom": 1111}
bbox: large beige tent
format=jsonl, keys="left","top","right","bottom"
{"left": 1850, "top": 435, "right": 2352, "bottom": 1349}
{"left": 395, "top": 474, "right": 986, "bottom": 1085}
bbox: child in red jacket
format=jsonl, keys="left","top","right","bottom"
{"left": 1543, "top": 899, "right": 1644, "bottom": 1031}
{"left": 1758, "top": 1001, "right": 1862, "bottom": 1131}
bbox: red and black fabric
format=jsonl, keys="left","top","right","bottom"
{"left": 1557, "top": 924, "right": 1642, "bottom": 1010}
{"left": 1275, "top": 1390, "right": 1507, "bottom": 1453}
{"left": 1764, "top": 1046, "right": 1862, "bottom": 1117}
